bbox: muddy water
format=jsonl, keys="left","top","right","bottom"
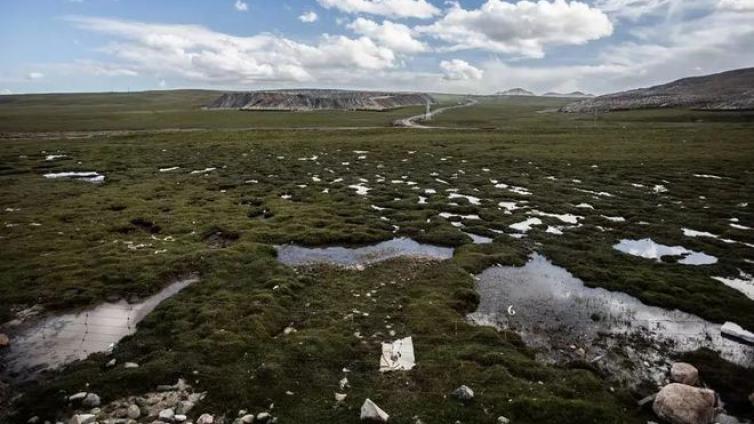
{"left": 1, "top": 277, "right": 198, "bottom": 381}
{"left": 469, "top": 255, "right": 753, "bottom": 386}
{"left": 275, "top": 238, "right": 454, "bottom": 267}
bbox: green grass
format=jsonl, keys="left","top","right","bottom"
{"left": 1, "top": 94, "right": 753, "bottom": 423}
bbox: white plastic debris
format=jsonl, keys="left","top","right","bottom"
{"left": 379, "top": 336, "right": 415, "bottom": 372}
{"left": 360, "top": 399, "right": 389, "bottom": 422}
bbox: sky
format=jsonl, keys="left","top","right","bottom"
{"left": 1, "top": 0, "right": 753, "bottom": 96}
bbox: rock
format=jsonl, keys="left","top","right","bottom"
{"left": 497, "top": 417, "right": 511, "bottom": 424}
{"left": 360, "top": 399, "right": 389, "bottom": 423}
{"left": 451, "top": 385, "right": 474, "bottom": 402}
{"left": 106, "top": 359, "right": 117, "bottom": 368}
{"left": 124, "top": 362, "right": 139, "bottom": 369}
{"left": 159, "top": 408, "right": 175, "bottom": 422}
{"left": 197, "top": 414, "right": 214, "bottom": 424}
{"left": 256, "top": 413, "right": 272, "bottom": 423}
{"left": 670, "top": 363, "right": 699, "bottom": 386}
{"left": 69, "top": 392, "right": 88, "bottom": 402}
{"left": 175, "top": 401, "right": 195, "bottom": 415}
{"left": 127, "top": 404, "right": 141, "bottom": 420}
{"left": 715, "top": 413, "right": 746, "bottom": 424}
{"left": 82, "top": 393, "right": 101, "bottom": 408}
{"left": 174, "top": 415, "right": 187, "bottom": 423}
{"left": 721, "top": 322, "right": 754, "bottom": 344}
{"left": 335, "top": 393, "right": 347, "bottom": 402}
{"left": 652, "top": 383, "right": 716, "bottom": 424}
{"left": 239, "top": 414, "right": 255, "bottom": 424}
{"left": 69, "top": 415, "right": 96, "bottom": 424}
{"left": 0, "top": 333, "right": 9, "bottom": 348}
{"left": 27, "top": 416, "right": 40, "bottom": 424}
{"left": 638, "top": 394, "right": 657, "bottom": 407}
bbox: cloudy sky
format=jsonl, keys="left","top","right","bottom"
{"left": 1, "top": 0, "right": 753, "bottom": 95}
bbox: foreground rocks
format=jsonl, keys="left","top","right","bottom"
{"left": 360, "top": 399, "right": 389, "bottom": 422}
{"left": 670, "top": 363, "right": 699, "bottom": 386}
{"left": 652, "top": 383, "right": 717, "bottom": 424}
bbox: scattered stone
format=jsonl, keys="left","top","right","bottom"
{"left": 124, "top": 362, "right": 139, "bottom": 369}
{"left": 127, "top": 404, "right": 141, "bottom": 420}
{"left": 239, "top": 414, "right": 255, "bottom": 424}
{"left": 379, "top": 337, "right": 415, "bottom": 372}
{"left": 670, "top": 363, "right": 699, "bottom": 386}
{"left": 69, "top": 392, "right": 88, "bottom": 402}
{"left": 652, "top": 383, "right": 716, "bottom": 424}
{"left": 197, "top": 414, "right": 215, "bottom": 424}
{"left": 106, "top": 359, "right": 117, "bottom": 368}
{"left": 69, "top": 415, "right": 96, "bottom": 424}
{"left": 360, "top": 399, "right": 389, "bottom": 423}
{"left": 715, "top": 413, "right": 746, "bottom": 424}
{"left": 0, "top": 334, "right": 9, "bottom": 348}
{"left": 721, "top": 322, "right": 754, "bottom": 344}
{"left": 451, "top": 385, "right": 474, "bottom": 402}
{"left": 174, "top": 415, "right": 187, "bottom": 423}
{"left": 255, "top": 412, "right": 272, "bottom": 423}
{"left": 497, "top": 417, "right": 511, "bottom": 424}
{"left": 27, "top": 416, "right": 40, "bottom": 424}
{"left": 159, "top": 408, "right": 175, "bottom": 422}
{"left": 335, "top": 393, "right": 347, "bottom": 403}
{"left": 82, "top": 393, "right": 101, "bottom": 408}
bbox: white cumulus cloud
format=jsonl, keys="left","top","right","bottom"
{"left": 440, "top": 59, "right": 483, "bottom": 80}
{"left": 234, "top": 0, "right": 248, "bottom": 12}
{"left": 347, "top": 18, "right": 427, "bottom": 53}
{"left": 27, "top": 72, "right": 45, "bottom": 80}
{"left": 299, "top": 11, "right": 319, "bottom": 23}
{"left": 718, "top": 0, "right": 754, "bottom": 10}
{"left": 417, "top": 0, "right": 613, "bottom": 58}
{"left": 316, "top": 0, "right": 440, "bottom": 19}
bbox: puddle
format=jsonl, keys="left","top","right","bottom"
{"left": 1, "top": 277, "right": 199, "bottom": 381}
{"left": 275, "top": 238, "right": 453, "bottom": 267}
{"left": 463, "top": 232, "right": 493, "bottom": 244}
{"left": 614, "top": 238, "right": 718, "bottom": 265}
{"left": 468, "top": 255, "right": 754, "bottom": 387}
{"left": 43, "top": 172, "right": 105, "bottom": 184}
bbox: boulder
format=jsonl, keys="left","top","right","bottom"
{"left": 670, "top": 363, "right": 699, "bottom": 386}
{"left": 360, "top": 399, "right": 389, "bottom": 422}
{"left": 0, "top": 333, "right": 9, "bottom": 348}
{"left": 82, "top": 393, "right": 101, "bottom": 408}
{"left": 197, "top": 414, "right": 214, "bottom": 424}
{"left": 127, "top": 404, "right": 141, "bottom": 420}
{"left": 239, "top": 414, "right": 255, "bottom": 424}
{"left": 451, "top": 385, "right": 474, "bottom": 402}
{"left": 652, "top": 383, "right": 717, "bottom": 424}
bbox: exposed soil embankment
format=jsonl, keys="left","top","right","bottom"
{"left": 207, "top": 89, "right": 434, "bottom": 111}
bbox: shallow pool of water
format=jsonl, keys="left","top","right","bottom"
{"left": 1, "top": 277, "right": 198, "bottom": 381}
{"left": 468, "top": 255, "right": 753, "bottom": 385}
{"left": 275, "top": 238, "right": 454, "bottom": 267}
{"left": 614, "top": 238, "right": 718, "bottom": 265}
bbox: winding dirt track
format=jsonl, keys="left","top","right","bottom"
{"left": 393, "top": 99, "right": 478, "bottom": 128}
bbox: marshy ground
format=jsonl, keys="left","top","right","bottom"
{"left": 0, "top": 95, "right": 753, "bottom": 423}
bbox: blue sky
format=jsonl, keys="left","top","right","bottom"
{"left": 1, "top": 0, "right": 753, "bottom": 95}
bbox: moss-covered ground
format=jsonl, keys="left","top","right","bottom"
{"left": 1, "top": 95, "right": 753, "bottom": 423}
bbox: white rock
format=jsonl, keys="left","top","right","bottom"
{"left": 197, "top": 414, "right": 214, "bottom": 424}
{"left": 106, "top": 359, "right": 117, "bottom": 368}
{"left": 721, "top": 322, "right": 754, "bottom": 344}
{"left": 335, "top": 393, "right": 348, "bottom": 402}
{"left": 174, "top": 415, "right": 187, "bottom": 423}
{"left": 255, "top": 412, "right": 271, "bottom": 423}
{"left": 124, "top": 362, "right": 139, "bottom": 369}
{"left": 159, "top": 408, "right": 175, "bottom": 422}
{"left": 360, "top": 399, "right": 389, "bottom": 422}
{"left": 81, "top": 393, "right": 101, "bottom": 408}
{"left": 497, "top": 417, "right": 511, "bottom": 424}
{"left": 379, "top": 337, "right": 415, "bottom": 372}
{"left": 670, "top": 363, "right": 699, "bottom": 386}
{"left": 69, "top": 415, "right": 96, "bottom": 424}
{"left": 652, "top": 383, "right": 716, "bottom": 424}
{"left": 239, "top": 414, "right": 255, "bottom": 424}
{"left": 127, "top": 404, "right": 141, "bottom": 420}
{"left": 452, "top": 385, "right": 474, "bottom": 402}
{"left": 68, "top": 392, "right": 88, "bottom": 402}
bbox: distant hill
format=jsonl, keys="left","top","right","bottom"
{"left": 207, "top": 89, "right": 433, "bottom": 111}
{"left": 561, "top": 67, "right": 754, "bottom": 113}
{"left": 496, "top": 88, "right": 535, "bottom": 96}
{"left": 543, "top": 91, "right": 593, "bottom": 98}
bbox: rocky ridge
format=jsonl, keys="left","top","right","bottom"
{"left": 206, "top": 90, "right": 433, "bottom": 111}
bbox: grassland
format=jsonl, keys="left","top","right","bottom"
{"left": 1, "top": 92, "right": 753, "bottom": 423}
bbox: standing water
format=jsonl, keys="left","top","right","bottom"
{"left": 275, "top": 238, "right": 454, "bottom": 267}
{"left": 1, "top": 277, "right": 198, "bottom": 381}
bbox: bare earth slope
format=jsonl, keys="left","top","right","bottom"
{"left": 561, "top": 67, "right": 754, "bottom": 112}
{"left": 207, "top": 89, "right": 434, "bottom": 111}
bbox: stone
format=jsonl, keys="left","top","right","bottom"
{"left": 670, "top": 363, "right": 699, "bottom": 386}
{"left": 451, "top": 385, "right": 474, "bottom": 402}
{"left": 159, "top": 409, "right": 175, "bottom": 422}
{"left": 69, "top": 415, "right": 96, "bottom": 424}
{"left": 0, "top": 333, "right": 9, "bottom": 348}
{"left": 497, "top": 417, "right": 511, "bottom": 424}
{"left": 715, "top": 413, "right": 746, "bottom": 424}
{"left": 652, "top": 383, "right": 716, "bottom": 424}
{"left": 27, "top": 416, "right": 40, "bottom": 424}
{"left": 105, "top": 358, "right": 117, "bottom": 368}
{"left": 360, "top": 399, "right": 389, "bottom": 423}
{"left": 239, "top": 414, "right": 255, "bottom": 424}
{"left": 174, "top": 415, "right": 187, "bottom": 423}
{"left": 335, "top": 393, "right": 347, "bottom": 402}
{"left": 255, "top": 412, "right": 271, "bottom": 423}
{"left": 124, "top": 362, "right": 140, "bottom": 369}
{"left": 69, "top": 392, "right": 88, "bottom": 402}
{"left": 127, "top": 404, "right": 141, "bottom": 420}
{"left": 175, "top": 401, "right": 195, "bottom": 415}
{"left": 82, "top": 393, "right": 101, "bottom": 408}
{"left": 721, "top": 322, "right": 754, "bottom": 344}
{"left": 197, "top": 414, "right": 214, "bottom": 424}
